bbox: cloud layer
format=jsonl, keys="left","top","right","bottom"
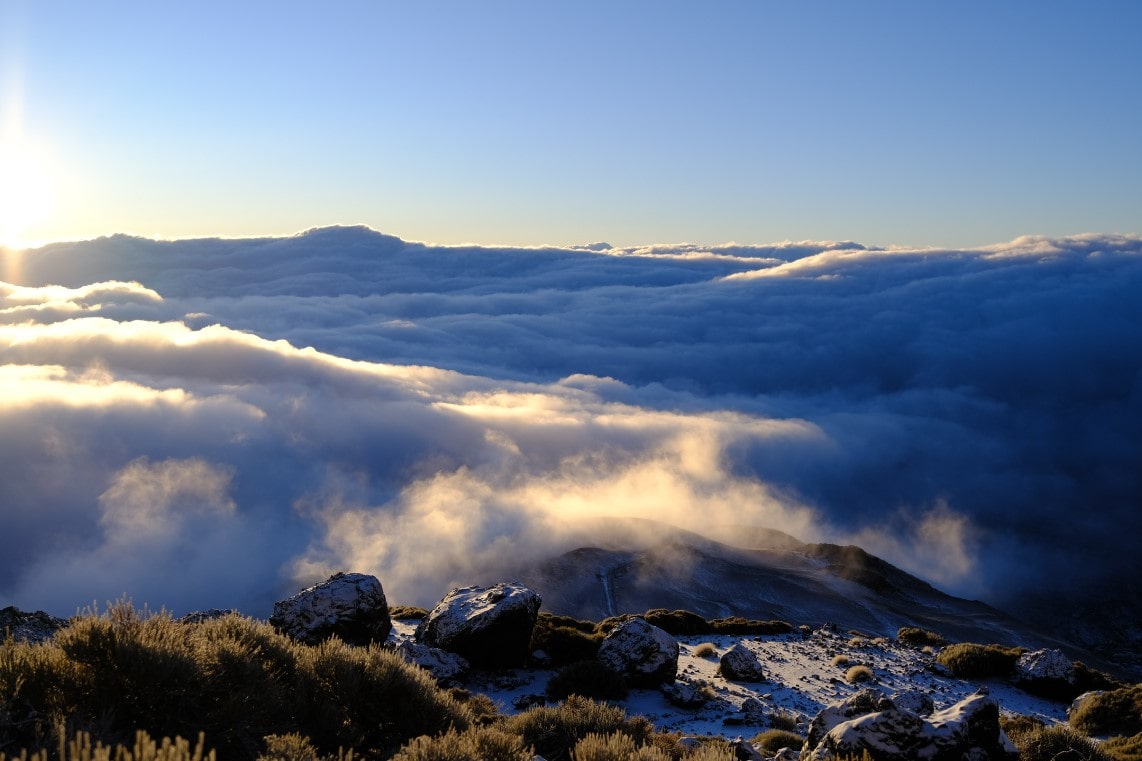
{"left": 2, "top": 229, "right": 1140, "bottom": 627}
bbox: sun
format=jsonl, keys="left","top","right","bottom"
{"left": 0, "top": 138, "right": 56, "bottom": 250}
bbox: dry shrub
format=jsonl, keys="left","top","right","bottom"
{"left": 935, "top": 642, "right": 1022, "bottom": 679}
{"left": 502, "top": 695, "right": 652, "bottom": 761}
{"left": 387, "top": 606, "right": 429, "bottom": 621}
{"left": 844, "top": 665, "right": 874, "bottom": 684}
{"left": 530, "top": 615, "right": 603, "bottom": 667}
{"left": 896, "top": 626, "right": 947, "bottom": 648}
{"left": 547, "top": 661, "right": 628, "bottom": 702}
{"left": 1, "top": 730, "right": 215, "bottom": 761}
{"left": 831, "top": 654, "right": 850, "bottom": 667}
{"left": 1011, "top": 724, "right": 1112, "bottom": 761}
{"left": 708, "top": 618, "right": 791, "bottom": 635}
{"left": 1103, "top": 733, "right": 1142, "bottom": 761}
{"left": 691, "top": 643, "right": 717, "bottom": 658}
{"left": 752, "top": 728, "right": 803, "bottom": 754}
{"left": 642, "top": 610, "right": 710, "bottom": 636}
{"left": 1070, "top": 685, "right": 1142, "bottom": 737}
{"left": 390, "top": 726, "right": 531, "bottom": 761}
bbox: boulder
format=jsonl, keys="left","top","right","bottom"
{"left": 270, "top": 572, "right": 392, "bottom": 645}
{"left": 597, "top": 617, "right": 679, "bottom": 686}
{"left": 890, "top": 689, "right": 934, "bottom": 716}
{"left": 0, "top": 607, "right": 66, "bottom": 643}
{"left": 395, "top": 640, "right": 470, "bottom": 685}
{"left": 804, "top": 688, "right": 895, "bottom": 751}
{"left": 180, "top": 609, "right": 237, "bottom": 624}
{"left": 415, "top": 582, "right": 540, "bottom": 668}
{"left": 719, "top": 643, "right": 766, "bottom": 682}
{"left": 728, "top": 738, "right": 764, "bottom": 760}
{"left": 805, "top": 692, "right": 1019, "bottom": 761}
{"left": 661, "top": 680, "right": 707, "bottom": 709}
{"left": 1014, "top": 648, "right": 1076, "bottom": 698}
{"left": 773, "top": 749, "right": 799, "bottom": 761}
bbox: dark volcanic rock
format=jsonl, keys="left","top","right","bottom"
{"left": 0, "top": 607, "right": 66, "bottom": 643}
{"left": 719, "top": 642, "right": 766, "bottom": 682}
{"left": 415, "top": 582, "right": 541, "bottom": 668}
{"left": 270, "top": 572, "right": 392, "bottom": 645}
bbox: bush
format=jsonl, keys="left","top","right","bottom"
{"left": 708, "top": 618, "right": 792, "bottom": 635}
{"left": 502, "top": 695, "right": 652, "bottom": 761}
{"left": 530, "top": 615, "right": 603, "bottom": 667}
{"left": 1070, "top": 685, "right": 1142, "bottom": 737}
{"left": 1073, "top": 662, "right": 1128, "bottom": 694}
{"left": 844, "top": 665, "right": 874, "bottom": 684}
{"left": 390, "top": 727, "right": 531, "bottom": 761}
{"left": 0, "top": 603, "right": 468, "bottom": 760}
{"left": 642, "top": 610, "right": 710, "bottom": 636}
{"left": 692, "top": 642, "right": 717, "bottom": 658}
{"left": 1010, "top": 724, "right": 1112, "bottom": 761}
{"left": 1000, "top": 713, "right": 1046, "bottom": 747}
{"left": 768, "top": 710, "right": 800, "bottom": 732}
{"left": 935, "top": 643, "right": 1022, "bottom": 679}
{"left": 752, "top": 728, "right": 804, "bottom": 754}
{"left": 1, "top": 730, "right": 217, "bottom": 761}
{"left": 1104, "top": 733, "right": 1142, "bottom": 761}
{"left": 547, "top": 661, "right": 628, "bottom": 702}
{"left": 896, "top": 626, "right": 947, "bottom": 648}
{"left": 832, "top": 654, "right": 850, "bottom": 667}
{"left": 388, "top": 606, "right": 429, "bottom": 620}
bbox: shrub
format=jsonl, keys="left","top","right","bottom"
{"left": 844, "top": 665, "right": 874, "bottom": 684}
{"left": 1073, "top": 662, "right": 1128, "bottom": 694}
{"left": 260, "top": 733, "right": 330, "bottom": 761}
{"left": 692, "top": 643, "right": 717, "bottom": 658}
{"left": 832, "top": 654, "right": 850, "bottom": 667}
{"left": 502, "top": 695, "right": 652, "bottom": 761}
{"left": 642, "top": 610, "right": 711, "bottom": 636}
{"left": 1070, "top": 685, "right": 1142, "bottom": 737}
{"left": 388, "top": 606, "right": 429, "bottom": 620}
{"left": 1010, "top": 724, "right": 1112, "bottom": 761}
{"left": 752, "top": 728, "right": 804, "bottom": 754}
{"left": 1000, "top": 713, "right": 1046, "bottom": 747}
{"left": 391, "top": 726, "right": 532, "bottom": 761}
{"left": 708, "top": 618, "right": 792, "bottom": 635}
{"left": 1103, "top": 733, "right": 1142, "bottom": 761}
{"left": 768, "top": 710, "right": 800, "bottom": 732}
{"left": 0, "top": 731, "right": 217, "bottom": 761}
{"left": 0, "top": 603, "right": 468, "bottom": 760}
{"left": 571, "top": 731, "right": 639, "bottom": 761}
{"left": 935, "top": 643, "right": 1022, "bottom": 679}
{"left": 530, "top": 615, "right": 603, "bottom": 667}
{"left": 896, "top": 626, "right": 947, "bottom": 648}
{"left": 547, "top": 661, "right": 629, "bottom": 702}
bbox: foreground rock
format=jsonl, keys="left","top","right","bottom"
{"left": 395, "top": 640, "right": 470, "bottom": 685}
{"left": 1014, "top": 648, "right": 1075, "bottom": 698}
{"left": 598, "top": 617, "right": 679, "bottom": 686}
{"left": 804, "top": 691, "right": 1018, "bottom": 761}
{"left": 0, "top": 607, "right": 66, "bottom": 643}
{"left": 415, "top": 582, "right": 541, "bottom": 668}
{"left": 270, "top": 572, "right": 392, "bottom": 645}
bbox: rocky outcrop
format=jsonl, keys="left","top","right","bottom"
{"left": 660, "top": 680, "right": 706, "bottom": 709}
{"left": 719, "top": 642, "right": 766, "bottom": 682}
{"left": 395, "top": 640, "right": 470, "bottom": 685}
{"left": 0, "top": 607, "right": 66, "bottom": 643}
{"left": 1013, "top": 648, "right": 1075, "bottom": 698}
{"left": 805, "top": 688, "right": 895, "bottom": 751}
{"left": 270, "top": 572, "right": 392, "bottom": 645}
{"left": 597, "top": 617, "right": 679, "bottom": 686}
{"left": 180, "top": 609, "right": 237, "bottom": 624}
{"left": 804, "top": 691, "right": 1019, "bottom": 761}
{"left": 889, "top": 689, "right": 934, "bottom": 716}
{"left": 415, "top": 582, "right": 541, "bottom": 668}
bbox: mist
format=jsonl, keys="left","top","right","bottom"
{"left": 2, "top": 228, "right": 1139, "bottom": 625}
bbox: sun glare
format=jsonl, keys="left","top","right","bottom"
{"left": 0, "top": 139, "right": 56, "bottom": 250}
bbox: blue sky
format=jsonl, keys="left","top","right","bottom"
{"left": 1, "top": 1, "right": 1140, "bottom": 248}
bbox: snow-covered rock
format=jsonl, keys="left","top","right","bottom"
{"left": 728, "top": 737, "right": 764, "bottom": 760}
{"left": 719, "top": 642, "right": 766, "bottom": 682}
{"left": 890, "top": 689, "right": 934, "bottom": 716}
{"left": 804, "top": 688, "right": 895, "bottom": 751}
{"left": 597, "top": 617, "right": 679, "bottom": 686}
{"left": 180, "top": 609, "right": 237, "bottom": 624}
{"left": 805, "top": 692, "right": 1019, "bottom": 761}
{"left": 1015, "top": 648, "right": 1074, "bottom": 684}
{"left": 773, "top": 748, "right": 799, "bottom": 761}
{"left": 269, "top": 572, "right": 392, "bottom": 645}
{"left": 0, "top": 607, "right": 65, "bottom": 643}
{"left": 661, "top": 680, "right": 707, "bottom": 709}
{"left": 395, "top": 640, "right": 471, "bottom": 685}
{"left": 415, "top": 582, "right": 541, "bottom": 668}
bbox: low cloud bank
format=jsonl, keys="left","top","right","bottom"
{"left": 2, "top": 229, "right": 1140, "bottom": 624}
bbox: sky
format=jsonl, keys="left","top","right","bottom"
{"left": 1, "top": 1, "right": 1141, "bottom": 249}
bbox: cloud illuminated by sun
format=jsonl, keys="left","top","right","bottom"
{"left": 0, "top": 137, "right": 57, "bottom": 250}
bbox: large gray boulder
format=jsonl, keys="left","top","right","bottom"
{"left": 804, "top": 688, "right": 895, "bottom": 751}
{"left": 597, "top": 617, "right": 679, "bottom": 687}
{"left": 805, "top": 692, "right": 1019, "bottom": 761}
{"left": 719, "top": 642, "right": 766, "bottom": 682}
{"left": 270, "top": 572, "right": 392, "bottom": 645}
{"left": 415, "top": 582, "right": 541, "bottom": 668}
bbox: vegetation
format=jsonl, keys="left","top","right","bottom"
{"left": 1103, "top": 734, "right": 1142, "bottom": 761}
{"left": 500, "top": 695, "right": 653, "bottom": 761}
{"left": 896, "top": 626, "right": 947, "bottom": 648}
{"left": 751, "top": 728, "right": 803, "bottom": 754}
{"left": 844, "top": 665, "right": 874, "bottom": 684}
{"left": 1070, "top": 685, "right": 1142, "bottom": 738}
{"left": 767, "top": 710, "right": 800, "bottom": 733}
{"left": 831, "top": 654, "right": 850, "bottom": 667}
{"left": 599, "top": 611, "right": 791, "bottom": 637}
{"left": 530, "top": 614, "right": 603, "bottom": 667}
{"left": 0, "top": 603, "right": 467, "bottom": 760}
{"left": 390, "top": 727, "right": 531, "bottom": 761}
{"left": 546, "top": 661, "right": 629, "bottom": 702}
{"left": 935, "top": 642, "right": 1023, "bottom": 679}
{"left": 691, "top": 643, "right": 717, "bottom": 658}
{"left": 387, "top": 607, "right": 429, "bottom": 621}
{"left": 1008, "top": 724, "right": 1112, "bottom": 761}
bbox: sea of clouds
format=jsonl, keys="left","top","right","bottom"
{"left": 1, "top": 227, "right": 1139, "bottom": 624}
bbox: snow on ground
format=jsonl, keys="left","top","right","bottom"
{"left": 389, "top": 619, "right": 1068, "bottom": 742}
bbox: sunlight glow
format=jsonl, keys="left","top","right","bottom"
{"left": 0, "top": 138, "right": 56, "bottom": 250}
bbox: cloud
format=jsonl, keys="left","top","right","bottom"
{"left": 2, "top": 228, "right": 1140, "bottom": 632}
